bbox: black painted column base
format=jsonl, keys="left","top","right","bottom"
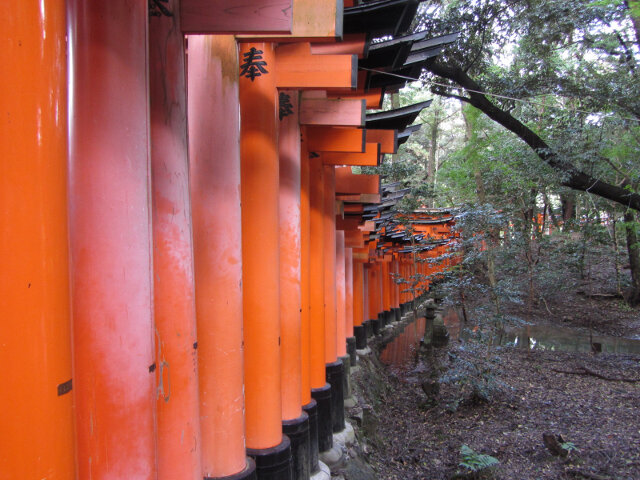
{"left": 364, "top": 319, "right": 373, "bottom": 338}
{"left": 325, "top": 360, "right": 345, "bottom": 433}
{"left": 393, "top": 307, "right": 401, "bottom": 323}
{"left": 372, "top": 316, "right": 381, "bottom": 335}
{"left": 247, "top": 436, "right": 293, "bottom": 480}
{"left": 346, "top": 336, "right": 357, "bottom": 366}
{"left": 283, "top": 412, "right": 310, "bottom": 480}
{"left": 339, "top": 354, "right": 351, "bottom": 401}
{"left": 354, "top": 326, "right": 367, "bottom": 349}
{"left": 205, "top": 458, "right": 257, "bottom": 480}
{"left": 302, "top": 400, "right": 319, "bottom": 473}
{"left": 311, "top": 384, "right": 333, "bottom": 453}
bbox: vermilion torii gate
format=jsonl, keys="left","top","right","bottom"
{"left": 1, "top": 1, "right": 462, "bottom": 480}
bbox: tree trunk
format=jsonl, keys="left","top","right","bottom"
{"left": 624, "top": 210, "right": 640, "bottom": 305}
{"left": 424, "top": 60, "right": 640, "bottom": 211}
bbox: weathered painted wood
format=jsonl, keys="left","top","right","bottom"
{"left": 237, "top": 0, "right": 342, "bottom": 41}
{"left": 321, "top": 143, "right": 380, "bottom": 166}
{"left": 180, "top": 0, "right": 292, "bottom": 34}
{"left": 335, "top": 167, "right": 379, "bottom": 194}
{"left": 310, "top": 34, "right": 368, "bottom": 57}
{"left": 307, "top": 126, "right": 365, "bottom": 152}
{"left": 328, "top": 88, "right": 384, "bottom": 109}
{"left": 338, "top": 193, "right": 381, "bottom": 203}
{"left": 365, "top": 129, "right": 397, "bottom": 154}
{"left": 299, "top": 98, "right": 365, "bottom": 126}
{"left": 276, "top": 42, "right": 356, "bottom": 89}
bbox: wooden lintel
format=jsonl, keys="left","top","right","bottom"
{"left": 307, "top": 126, "right": 365, "bottom": 152}
{"left": 311, "top": 34, "right": 368, "bottom": 58}
{"left": 340, "top": 193, "right": 381, "bottom": 203}
{"left": 276, "top": 43, "right": 356, "bottom": 89}
{"left": 344, "top": 203, "right": 364, "bottom": 214}
{"left": 328, "top": 88, "right": 384, "bottom": 109}
{"left": 365, "top": 129, "right": 397, "bottom": 154}
{"left": 336, "top": 216, "right": 362, "bottom": 230}
{"left": 335, "top": 166, "right": 379, "bottom": 194}
{"left": 360, "top": 220, "right": 376, "bottom": 232}
{"left": 236, "top": 0, "right": 342, "bottom": 41}
{"left": 346, "top": 231, "right": 366, "bottom": 249}
{"left": 299, "top": 98, "right": 365, "bottom": 126}
{"left": 180, "top": 0, "right": 293, "bottom": 34}
{"left": 321, "top": 142, "right": 380, "bottom": 166}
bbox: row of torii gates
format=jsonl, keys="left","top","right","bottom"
{"left": 2, "top": 1, "right": 459, "bottom": 479}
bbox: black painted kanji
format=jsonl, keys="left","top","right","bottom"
{"left": 240, "top": 48, "right": 269, "bottom": 81}
{"left": 149, "top": 0, "right": 173, "bottom": 17}
{"left": 279, "top": 92, "right": 294, "bottom": 120}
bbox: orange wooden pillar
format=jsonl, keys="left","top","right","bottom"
{"left": 1, "top": 2, "right": 75, "bottom": 477}
{"left": 336, "top": 231, "right": 347, "bottom": 359}
{"left": 352, "top": 258, "right": 367, "bottom": 349}
{"left": 381, "top": 260, "right": 391, "bottom": 326}
{"left": 239, "top": 42, "right": 292, "bottom": 478}
{"left": 67, "top": 2, "right": 156, "bottom": 477}
{"left": 300, "top": 129, "right": 321, "bottom": 473}
{"left": 392, "top": 257, "right": 402, "bottom": 322}
{"left": 323, "top": 165, "right": 345, "bottom": 434}
{"left": 149, "top": 9, "right": 202, "bottom": 480}
{"left": 279, "top": 90, "right": 312, "bottom": 480}
{"left": 367, "top": 263, "right": 380, "bottom": 335}
{"left": 345, "top": 247, "right": 356, "bottom": 363}
{"left": 309, "top": 155, "right": 333, "bottom": 453}
{"left": 188, "top": 35, "right": 254, "bottom": 479}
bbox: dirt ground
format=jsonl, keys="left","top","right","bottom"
{"left": 346, "top": 297, "right": 640, "bottom": 480}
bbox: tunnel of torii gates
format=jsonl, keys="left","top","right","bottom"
{"left": 2, "top": 1, "right": 461, "bottom": 480}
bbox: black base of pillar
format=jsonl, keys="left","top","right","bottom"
{"left": 325, "top": 360, "right": 345, "bottom": 433}
{"left": 346, "top": 336, "right": 357, "bottom": 366}
{"left": 365, "top": 319, "right": 374, "bottom": 338}
{"left": 302, "top": 400, "right": 319, "bottom": 473}
{"left": 205, "top": 458, "right": 257, "bottom": 480}
{"left": 372, "top": 317, "right": 381, "bottom": 335}
{"left": 283, "top": 413, "right": 310, "bottom": 480}
{"left": 378, "top": 312, "right": 385, "bottom": 328}
{"left": 247, "top": 436, "right": 293, "bottom": 480}
{"left": 311, "top": 384, "right": 333, "bottom": 453}
{"left": 393, "top": 307, "right": 401, "bottom": 323}
{"left": 354, "top": 326, "right": 367, "bottom": 349}
{"left": 339, "top": 354, "right": 351, "bottom": 401}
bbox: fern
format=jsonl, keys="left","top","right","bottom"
{"left": 459, "top": 444, "right": 499, "bottom": 473}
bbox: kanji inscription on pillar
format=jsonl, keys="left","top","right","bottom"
{"left": 279, "top": 92, "right": 294, "bottom": 120}
{"left": 240, "top": 47, "right": 269, "bottom": 81}
{"left": 149, "top": 0, "right": 173, "bottom": 17}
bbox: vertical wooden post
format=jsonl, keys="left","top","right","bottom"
{"left": 1, "top": 2, "right": 75, "bottom": 477}
{"left": 188, "top": 35, "right": 254, "bottom": 478}
{"left": 149, "top": 7, "right": 202, "bottom": 480}
{"left": 67, "top": 2, "right": 156, "bottom": 477}
{"left": 352, "top": 259, "right": 366, "bottom": 349}
{"left": 323, "top": 165, "right": 338, "bottom": 365}
{"left": 336, "top": 231, "right": 347, "bottom": 357}
{"left": 345, "top": 248, "right": 355, "bottom": 356}
{"left": 279, "top": 90, "right": 311, "bottom": 480}
{"left": 239, "top": 42, "right": 292, "bottom": 477}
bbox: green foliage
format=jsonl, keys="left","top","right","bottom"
{"left": 459, "top": 444, "right": 500, "bottom": 474}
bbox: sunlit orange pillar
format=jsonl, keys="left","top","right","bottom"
{"left": 188, "top": 35, "right": 254, "bottom": 479}
{"left": 300, "top": 130, "right": 320, "bottom": 473}
{"left": 239, "top": 42, "right": 292, "bottom": 477}
{"left": 279, "top": 90, "right": 311, "bottom": 480}
{"left": 381, "top": 260, "right": 391, "bottom": 326}
{"left": 67, "top": 2, "right": 156, "bottom": 477}
{"left": 345, "top": 247, "right": 356, "bottom": 363}
{"left": 309, "top": 156, "right": 333, "bottom": 452}
{"left": 367, "top": 263, "right": 380, "bottom": 335}
{"left": 353, "top": 258, "right": 367, "bottom": 349}
{"left": 363, "top": 264, "right": 371, "bottom": 336}
{"left": 149, "top": 9, "right": 201, "bottom": 480}
{"left": 1, "top": 2, "right": 75, "bottom": 477}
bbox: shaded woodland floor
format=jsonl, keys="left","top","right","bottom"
{"left": 345, "top": 296, "right": 640, "bottom": 480}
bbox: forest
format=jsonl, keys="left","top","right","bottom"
{"left": 346, "top": 1, "right": 640, "bottom": 479}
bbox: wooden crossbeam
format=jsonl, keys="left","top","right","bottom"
{"left": 328, "top": 89, "right": 384, "bottom": 109}
{"left": 299, "top": 98, "right": 365, "bottom": 126}
{"left": 181, "top": 0, "right": 293, "bottom": 34}
{"left": 339, "top": 193, "right": 381, "bottom": 203}
{"left": 311, "top": 34, "right": 368, "bottom": 58}
{"left": 336, "top": 216, "right": 363, "bottom": 230}
{"left": 276, "top": 43, "right": 356, "bottom": 89}
{"left": 306, "top": 126, "right": 365, "bottom": 152}
{"left": 321, "top": 142, "right": 380, "bottom": 166}
{"left": 335, "top": 166, "right": 379, "bottom": 194}
{"left": 365, "top": 129, "right": 397, "bottom": 154}
{"left": 236, "top": 0, "right": 342, "bottom": 41}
